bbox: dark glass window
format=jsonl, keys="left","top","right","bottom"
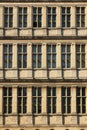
{"left": 76, "top": 45, "right": 85, "bottom": 68}
{"left": 33, "top": 7, "right": 42, "bottom": 27}
{"left": 4, "top": 7, "right": 13, "bottom": 28}
{"left": 32, "top": 45, "right": 42, "bottom": 68}
{"left": 3, "top": 87, "right": 12, "bottom": 114}
{"left": 62, "top": 87, "right": 71, "bottom": 113}
{"left": 76, "top": 7, "right": 85, "bottom": 27}
{"left": 18, "top": 7, "right": 27, "bottom": 28}
{"left": 76, "top": 87, "right": 86, "bottom": 113}
{"left": 61, "top": 7, "right": 71, "bottom": 27}
{"left": 47, "top": 87, "right": 56, "bottom": 113}
{"left": 3, "top": 45, "right": 12, "bottom": 68}
{"left": 18, "top": 45, "right": 27, "bottom": 68}
{"left": 47, "top": 7, "right": 56, "bottom": 28}
{"left": 32, "top": 87, "right": 41, "bottom": 113}
{"left": 47, "top": 45, "right": 56, "bottom": 68}
{"left": 61, "top": 45, "right": 71, "bottom": 68}
{"left": 17, "top": 87, "right": 27, "bottom": 114}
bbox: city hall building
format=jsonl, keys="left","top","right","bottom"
{"left": 0, "top": 0, "right": 87, "bottom": 130}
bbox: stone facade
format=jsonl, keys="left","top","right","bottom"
{"left": 0, "top": 0, "right": 87, "bottom": 130}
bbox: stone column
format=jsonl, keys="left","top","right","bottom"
{"left": 56, "top": 6, "right": 61, "bottom": 28}
{"left": 85, "top": 44, "right": 87, "bottom": 68}
{"left": 0, "top": 86, "right": 3, "bottom": 114}
{"left": 71, "top": 6, "right": 76, "bottom": 36}
{"left": 13, "top": 6, "right": 18, "bottom": 28}
{"left": 56, "top": 86, "right": 62, "bottom": 114}
{"left": 71, "top": 42, "right": 76, "bottom": 68}
{"left": 42, "top": 86, "right": 47, "bottom": 113}
{"left": 13, "top": 6, "right": 18, "bottom": 37}
{"left": 13, "top": 43, "right": 17, "bottom": 69}
{"left": 71, "top": 86, "right": 76, "bottom": 113}
{"left": 71, "top": 6, "right": 76, "bottom": 28}
{"left": 86, "top": 87, "right": 87, "bottom": 113}
{"left": 42, "top": 6, "right": 47, "bottom": 28}
{"left": 12, "top": 86, "right": 17, "bottom": 114}
{"left": 0, "top": 6, "right": 3, "bottom": 31}
{"left": 56, "top": 6, "right": 61, "bottom": 35}
{"left": 85, "top": 7, "right": 87, "bottom": 28}
{"left": 27, "top": 6, "right": 32, "bottom": 28}
{"left": 0, "top": 44, "right": 3, "bottom": 68}
{"left": 27, "top": 6, "right": 32, "bottom": 36}
{"left": 56, "top": 43, "right": 61, "bottom": 68}
{"left": 27, "top": 42, "right": 32, "bottom": 68}
{"left": 42, "top": 43, "right": 47, "bottom": 68}
{"left": 27, "top": 87, "right": 32, "bottom": 113}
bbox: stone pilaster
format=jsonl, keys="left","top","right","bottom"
{"left": 12, "top": 86, "right": 17, "bottom": 114}
{"left": 71, "top": 6, "right": 76, "bottom": 28}
{"left": 56, "top": 86, "right": 62, "bottom": 114}
{"left": 56, "top": 6, "right": 61, "bottom": 28}
{"left": 71, "top": 86, "right": 76, "bottom": 113}
{"left": 27, "top": 87, "right": 32, "bottom": 113}
{"left": 0, "top": 86, "right": 3, "bottom": 114}
{"left": 13, "top": 6, "right": 18, "bottom": 28}
{"left": 27, "top": 6, "right": 32, "bottom": 28}
{"left": 71, "top": 42, "right": 76, "bottom": 68}
{"left": 42, "top": 43, "right": 47, "bottom": 68}
{"left": 13, "top": 43, "right": 17, "bottom": 68}
{"left": 56, "top": 43, "right": 61, "bottom": 68}
{"left": 42, "top": 86, "right": 47, "bottom": 113}
{"left": 0, "top": 44, "right": 3, "bottom": 68}
{"left": 27, "top": 42, "right": 32, "bottom": 68}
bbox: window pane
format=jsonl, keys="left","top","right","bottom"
{"left": 32, "top": 45, "right": 36, "bottom": 53}
{"left": 8, "top": 88, "right": 12, "bottom": 96}
{"left": 67, "top": 88, "right": 70, "bottom": 96}
{"left": 53, "top": 88, "right": 56, "bottom": 96}
{"left": 18, "top": 45, "right": 22, "bottom": 52}
{"left": 23, "top": 88, "right": 27, "bottom": 96}
{"left": 76, "top": 87, "right": 80, "bottom": 96}
{"left": 38, "top": 88, "right": 41, "bottom": 96}
{"left": 47, "top": 45, "right": 51, "bottom": 52}
{"left": 62, "top": 87, "right": 66, "bottom": 96}
{"left": 82, "top": 88, "right": 85, "bottom": 96}
{"left": 47, "top": 87, "right": 51, "bottom": 96}
{"left": 18, "top": 88, "right": 22, "bottom": 96}
{"left": 32, "top": 87, "right": 36, "bottom": 96}
{"left": 3, "top": 88, "right": 7, "bottom": 96}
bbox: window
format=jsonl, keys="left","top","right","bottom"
{"left": 76, "top": 87, "right": 86, "bottom": 114}
{"left": 4, "top": 7, "right": 13, "bottom": 28}
{"left": 3, "top": 45, "right": 12, "bottom": 68}
{"left": 33, "top": 7, "right": 42, "bottom": 27}
{"left": 61, "top": 7, "right": 71, "bottom": 27}
{"left": 3, "top": 87, "right": 12, "bottom": 114}
{"left": 61, "top": 45, "right": 71, "bottom": 68}
{"left": 76, "top": 7, "right": 85, "bottom": 27}
{"left": 18, "top": 45, "right": 27, "bottom": 68}
{"left": 47, "top": 45, "right": 56, "bottom": 68}
{"left": 32, "top": 87, "right": 41, "bottom": 113}
{"left": 76, "top": 44, "right": 85, "bottom": 68}
{"left": 47, "top": 7, "right": 56, "bottom": 27}
{"left": 18, "top": 7, "right": 27, "bottom": 28}
{"left": 47, "top": 87, "right": 56, "bottom": 113}
{"left": 62, "top": 87, "right": 71, "bottom": 113}
{"left": 17, "top": 87, "right": 27, "bottom": 114}
{"left": 32, "top": 45, "right": 42, "bottom": 68}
